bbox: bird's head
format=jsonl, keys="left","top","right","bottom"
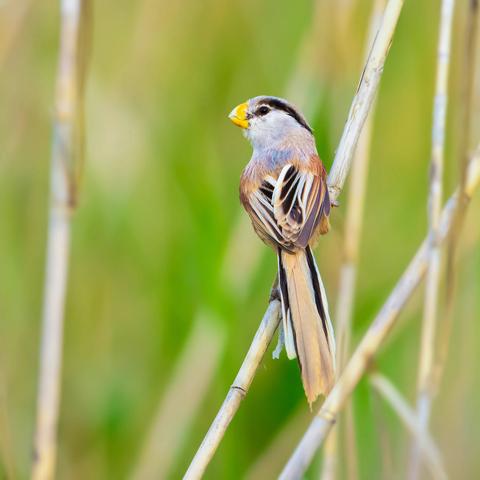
{"left": 228, "top": 96, "right": 313, "bottom": 149}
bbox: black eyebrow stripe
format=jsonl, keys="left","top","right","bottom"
{"left": 260, "top": 98, "right": 312, "bottom": 133}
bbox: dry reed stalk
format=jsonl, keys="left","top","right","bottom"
{"left": 335, "top": 0, "right": 386, "bottom": 371}
{"left": 132, "top": 317, "right": 225, "bottom": 480}
{"left": 408, "top": 1, "right": 456, "bottom": 477}
{"left": 456, "top": 0, "right": 480, "bottom": 193}
{"left": 327, "top": 0, "right": 404, "bottom": 199}
{"left": 221, "top": 0, "right": 367, "bottom": 296}
{"left": 322, "top": 2, "right": 386, "bottom": 478}
{"left": 279, "top": 148, "right": 480, "bottom": 480}
{"left": 185, "top": 1, "right": 404, "bottom": 476}
{"left": 31, "top": 1, "right": 89, "bottom": 479}
{"left": 183, "top": 300, "right": 282, "bottom": 480}
{"left": 319, "top": 424, "right": 337, "bottom": 480}
{"left": 369, "top": 374, "right": 446, "bottom": 480}
{"left": 436, "top": 0, "right": 479, "bottom": 395}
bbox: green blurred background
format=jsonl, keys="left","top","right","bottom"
{"left": 1, "top": 0, "right": 480, "bottom": 478}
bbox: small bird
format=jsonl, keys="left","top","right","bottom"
{"left": 229, "top": 96, "right": 336, "bottom": 405}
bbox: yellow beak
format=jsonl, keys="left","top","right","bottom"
{"left": 228, "top": 102, "right": 249, "bottom": 129}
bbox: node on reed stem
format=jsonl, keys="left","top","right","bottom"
{"left": 185, "top": 0, "right": 405, "bottom": 475}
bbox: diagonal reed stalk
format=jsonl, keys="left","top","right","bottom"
{"left": 326, "top": 0, "right": 404, "bottom": 200}
{"left": 31, "top": 1, "right": 89, "bottom": 479}
{"left": 369, "top": 373, "right": 446, "bottom": 479}
{"left": 408, "top": 1, "right": 456, "bottom": 477}
{"left": 436, "top": 0, "right": 479, "bottom": 399}
{"left": 279, "top": 148, "right": 480, "bottom": 480}
{"left": 184, "top": 1, "right": 404, "bottom": 477}
{"left": 321, "top": 1, "right": 386, "bottom": 478}
{"left": 184, "top": 299, "right": 282, "bottom": 480}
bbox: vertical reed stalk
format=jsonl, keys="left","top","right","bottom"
{"left": 437, "top": 0, "right": 479, "bottom": 391}
{"left": 31, "top": 2, "right": 88, "bottom": 479}
{"left": 457, "top": 0, "right": 479, "bottom": 193}
{"left": 336, "top": 0, "right": 385, "bottom": 373}
{"left": 279, "top": 150, "right": 480, "bottom": 479}
{"left": 185, "top": 0, "right": 404, "bottom": 475}
{"left": 408, "top": 1, "right": 455, "bottom": 478}
{"left": 321, "top": 2, "right": 385, "bottom": 478}
{"left": 327, "top": 0, "right": 404, "bottom": 198}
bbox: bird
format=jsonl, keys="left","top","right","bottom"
{"left": 229, "top": 96, "right": 336, "bottom": 405}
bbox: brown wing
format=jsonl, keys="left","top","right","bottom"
{"left": 241, "top": 158, "right": 330, "bottom": 251}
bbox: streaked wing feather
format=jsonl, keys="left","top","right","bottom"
{"left": 243, "top": 160, "right": 329, "bottom": 250}
{"left": 247, "top": 191, "right": 289, "bottom": 247}
{"left": 273, "top": 164, "right": 327, "bottom": 248}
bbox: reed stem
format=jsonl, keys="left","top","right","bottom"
{"left": 279, "top": 149, "right": 480, "bottom": 479}
{"left": 31, "top": 2, "right": 88, "bottom": 478}
{"left": 408, "top": 1, "right": 455, "bottom": 477}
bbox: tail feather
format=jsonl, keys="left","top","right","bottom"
{"left": 305, "top": 247, "right": 336, "bottom": 360}
{"left": 277, "top": 254, "right": 297, "bottom": 359}
{"left": 277, "top": 247, "right": 336, "bottom": 405}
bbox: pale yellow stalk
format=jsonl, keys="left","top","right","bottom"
{"left": 408, "top": 1, "right": 456, "bottom": 477}
{"left": 185, "top": 0, "right": 405, "bottom": 475}
{"left": 279, "top": 149, "right": 480, "bottom": 479}
{"left": 322, "top": 1, "right": 385, "bottom": 478}
{"left": 32, "top": 2, "right": 89, "bottom": 479}
{"left": 370, "top": 374, "right": 446, "bottom": 480}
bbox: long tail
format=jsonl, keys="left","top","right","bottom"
{"left": 277, "top": 246, "right": 336, "bottom": 405}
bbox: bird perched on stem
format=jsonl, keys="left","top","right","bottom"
{"left": 229, "top": 96, "right": 336, "bottom": 405}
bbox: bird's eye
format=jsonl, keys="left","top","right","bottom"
{"left": 256, "top": 106, "right": 270, "bottom": 116}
